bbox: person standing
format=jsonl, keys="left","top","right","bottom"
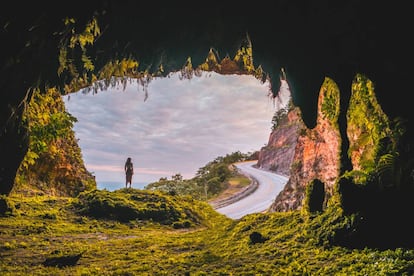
{"left": 124, "top": 157, "right": 134, "bottom": 188}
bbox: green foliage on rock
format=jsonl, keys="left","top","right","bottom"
{"left": 320, "top": 77, "right": 340, "bottom": 123}
{"left": 271, "top": 97, "right": 295, "bottom": 131}
{"left": 233, "top": 34, "right": 255, "bottom": 73}
{"left": 58, "top": 16, "right": 101, "bottom": 93}
{"left": 271, "top": 107, "right": 289, "bottom": 131}
{"left": 14, "top": 88, "right": 95, "bottom": 196}
{"left": 345, "top": 74, "right": 414, "bottom": 192}
{"left": 74, "top": 189, "right": 210, "bottom": 228}
{"left": 374, "top": 117, "right": 414, "bottom": 190}
{"left": 347, "top": 74, "right": 391, "bottom": 178}
{"left": 2, "top": 193, "right": 414, "bottom": 275}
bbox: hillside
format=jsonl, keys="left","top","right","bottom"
{"left": 1, "top": 190, "right": 414, "bottom": 275}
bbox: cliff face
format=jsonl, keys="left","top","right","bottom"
{"left": 256, "top": 76, "right": 302, "bottom": 176}
{"left": 265, "top": 77, "right": 342, "bottom": 211}
{"left": 257, "top": 107, "right": 304, "bottom": 176}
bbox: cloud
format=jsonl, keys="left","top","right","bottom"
{"left": 63, "top": 71, "right": 288, "bottom": 184}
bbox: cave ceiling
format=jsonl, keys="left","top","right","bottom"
{"left": 1, "top": 0, "right": 413, "bottom": 126}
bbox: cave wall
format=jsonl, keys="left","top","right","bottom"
{"left": 268, "top": 77, "right": 342, "bottom": 211}
{"left": 1, "top": 1, "right": 413, "bottom": 196}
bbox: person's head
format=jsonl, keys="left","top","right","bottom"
{"left": 127, "top": 157, "right": 131, "bottom": 163}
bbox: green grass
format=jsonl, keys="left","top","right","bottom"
{"left": 227, "top": 176, "right": 251, "bottom": 188}
{"left": 1, "top": 190, "right": 414, "bottom": 275}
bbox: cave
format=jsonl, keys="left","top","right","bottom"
{"left": 1, "top": 1, "right": 413, "bottom": 196}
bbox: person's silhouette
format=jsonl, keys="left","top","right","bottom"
{"left": 124, "top": 157, "right": 134, "bottom": 188}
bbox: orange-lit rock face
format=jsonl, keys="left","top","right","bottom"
{"left": 257, "top": 107, "right": 304, "bottom": 176}
{"left": 267, "top": 78, "right": 342, "bottom": 212}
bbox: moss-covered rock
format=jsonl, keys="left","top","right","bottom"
{"left": 74, "top": 189, "right": 208, "bottom": 227}
{"left": 347, "top": 73, "right": 391, "bottom": 178}
{"left": 13, "top": 88, "right": 96, "bottom": 197}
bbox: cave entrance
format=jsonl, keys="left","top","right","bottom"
{"left": 4, "top": 12, "right": 291, "bottom": 196}
{"left": 62, "top": 71, "right": 282, "bottom": 191}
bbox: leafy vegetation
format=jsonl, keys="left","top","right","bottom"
{"left": 57, "top": 17, "right": 267, "bottom": 102}
{"left": 374, "top": 117, "right": 414, "bottom": 191}
{"left": 2, "top": 9, "right": 414, "bottom": 275}
{"left": 342, "top": 75, "right": 414, "bottom": 230}
{"left": 271, "top": 108, "right": 288, "bottom": 131}
{"left": 2, "top": 70, "right": 414, "bottom": 274}
{"left": 320, "top": 77, "right": 340, "bottom": 123}
{"left": 347, "top": 74, "right": 391, "bottom": 179}
{"left": 145, "top": 151, "right": 253, "bottom": 200}
{"left": 1, "top": 192, "right": 414, "bottom": 275}
{"left": 14, "top": 88, "right": 95, "bottom": 197}
{"left": 271, "top": 97, "right": 294, "bottom": 130}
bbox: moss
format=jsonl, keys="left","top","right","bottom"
{"left": 320, "top": 77, "right": 340, "bottom": 124}
{"left": 347, "top": 74, "right": 391, "bottom": 175}
{"left": 74, "top": 189, "right": 210, "bottom": 227}
{"left": 1, "top": 193, "right": 414, "bottom": 274}
{"left": 14, "top": 88, "right": 96, "bottom": 197}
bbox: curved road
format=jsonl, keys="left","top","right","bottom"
{"left": 215, "top": 160, "right": 288, "bottom": 219}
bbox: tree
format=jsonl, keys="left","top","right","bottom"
{"left": 171, "top": 173, "right": 183, "bottom": 182}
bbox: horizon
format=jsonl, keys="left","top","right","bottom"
{"left": 97, "top": 180, "right": 148, "bottom": 191}
{"left": 63, "top": 71, "right": 291, "bottom": 185}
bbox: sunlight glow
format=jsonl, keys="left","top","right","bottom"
{"left": 63, "top": 71, "right": 291, "bottom": 189}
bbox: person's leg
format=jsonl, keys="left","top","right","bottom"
{"left": 127, "top": 174, "right": 132, "bottom": 188}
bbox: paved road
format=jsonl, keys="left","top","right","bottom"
{"left": 215, "top": 160, "right": 288, "bottom": 219}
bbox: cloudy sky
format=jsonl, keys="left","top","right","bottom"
{"left": 63, "top": 71, "right": 290, "bottom": 187}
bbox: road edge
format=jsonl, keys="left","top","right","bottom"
{"left": 209, "top": 161, "right": 259, "bottom": 209}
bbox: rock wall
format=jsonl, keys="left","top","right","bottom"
{"left": 256, "top": 107, "right": 304, "bottom": 176}
{"left": 266, "top": 77, "right": 342, "bottom": 211}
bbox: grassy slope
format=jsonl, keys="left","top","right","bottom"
{"left": 208, "top": 175, "right": 251, "bottom": 207}
{"left": 1, "top": 190, "right": 414, "bottom": 275}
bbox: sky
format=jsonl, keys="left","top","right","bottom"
{"left": 63, "top": 71, "right": 291, "bottom": 186}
